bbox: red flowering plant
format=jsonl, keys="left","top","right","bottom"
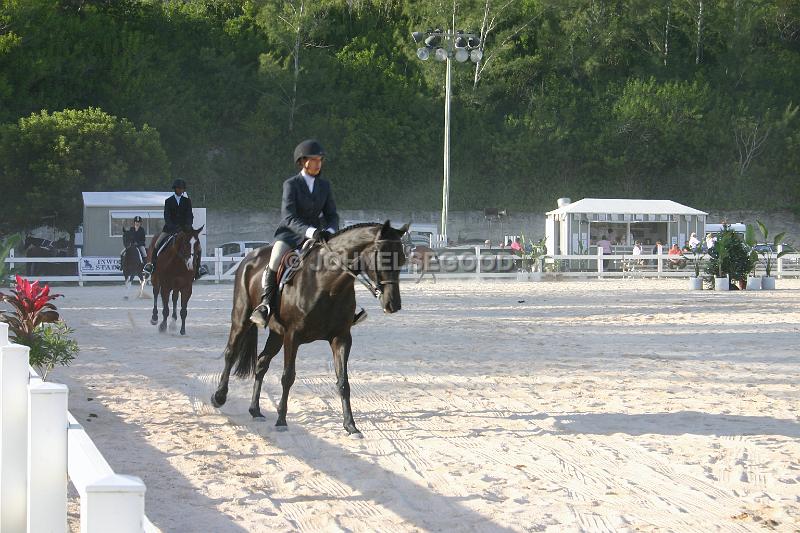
{"left": 0, "top": 275, "right": 77, "bottom": 380}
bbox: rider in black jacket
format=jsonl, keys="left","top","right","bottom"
{"left": 121, "top": 215, "right": 147, "bottom": 265}
{"left": 143, "top": 179, "right": 195, "bottom": 275}
{"left": 250, "top": 140, "right": 341, "bottom": 327}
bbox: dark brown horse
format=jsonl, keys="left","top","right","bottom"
{"left": 211, "top": 221, "right": 408, "bottom": 436}
{"left": 121, "top": 229, "right": 146, "bottom": 297}
{"left": 405, "top": 243, "right": 439, "bottom": 283}
{"left": 149, "top": 226, "right": 203, "bottom": 335}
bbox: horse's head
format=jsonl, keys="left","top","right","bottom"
{"left": 367, "top": 220, "right": 409, "bottom": 314}
{"left": 174, "top": 226, "right": 203, "bottom": 272}
{"left": 122, "top": 228, "right": 132, "bottom": 248}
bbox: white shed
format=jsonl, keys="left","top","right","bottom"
{"left": 545, "top": 198, "right": 707, "bottom": 256}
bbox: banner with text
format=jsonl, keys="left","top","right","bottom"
{"left": 80, "top": 256, "right": 122, "bottom": 275}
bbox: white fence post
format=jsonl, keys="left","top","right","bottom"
{"left": 0, "top": 340, "right": 30, "bottom": 533}
{"left": 657, "top": 245, "right": 663, "bottom": 276}
{"left": 77, "top": 248, "right": 84, "bottom": 287}
{"left": 475, "top": 246, "right": 481, "bottom": 278}
{"left": 83, "top": 475, "right": 146, "bottom": 533}
{"left": 27, "top": 381, "right": 68, "bottom": 533}
{"left": 214, "top": 248, "right": 222, "bottom": 283}
{"left": 597, "top": 248, "right": 604, "bottom": 277}
{"left": 8, "top": 248, "right": 14, "bottom": 273}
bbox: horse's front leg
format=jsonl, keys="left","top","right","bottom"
{"left": 331, "top": 333, "right": 360, "bottom": 435}
{"left": 171, "top": 289, "right": 179, "bottom": 321}
{"left": 158, "top": 286, "right": 170, "bottom": 332}
{"left": 150, "top": 278, "right": 159, "bottom": 324}
{"left": 249, "top": 331, "right": 283, "bottom": 420}
{"left": 178, "top": 286, "right": 190, "bottom": 335}
{"left": 275, "top": 336, "right": 298, "bottom": 429}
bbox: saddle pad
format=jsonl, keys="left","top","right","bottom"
{"left": 155, "top": 234, "right": 176, "bottom": 258}
{"left": 277, "top": 250, "right": 300, "bottom": 288}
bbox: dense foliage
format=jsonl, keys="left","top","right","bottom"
{"left": 0, "top": 0, "right": 798, "bottom": 233}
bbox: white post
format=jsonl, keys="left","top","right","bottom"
{"left": 597, "top": 247, "right": 604, "bottom": 276}
{"left": 441, "top": 53, "right": 451, "bottom": 245}
{"left": 0, "top": 342, "right": 30, "bottom": 532}
{"left": 77, "top": 247, "right": 84, "bottom": 287}
{"left": 27, "top": 382, "right": 68, "bottom": 533}
{"left": 475, "top": 246, "right": 481, "bottom": 278}
{"left": 214, "top": 248, "right": 222, "bottom": 283}
{"left": 83, "top": 475, "right": 145, "bottom": 533}
{"left": 657, "top": 245, "right": 663, "bottom": 276}
{"left": 7, "top": 248, "right": 14, "bottom": 275}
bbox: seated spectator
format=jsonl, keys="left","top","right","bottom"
{"left": 688, "top": 232, "right": 701, "bottom": 249}
{"left": 510, "top": 238, "right": 523, "bottom": 254}
{"left": 632, "top": 241, "right": 644, "bottom": 265}
{"left": 705, "top": 233, "right": 716, "bottom": 251}
{"left": 668, "top": 243, "right": 687, "bottom": 269}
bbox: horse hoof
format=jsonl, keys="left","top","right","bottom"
{"left": 180, "top": 329, "right": 186, "bottom": 336}
{"left": 159, "top": 323, "right": 167, "bottom": 333}
{"left": 251, "top": 414, "right": 266, "bottom": 422}
{"left": 275, "top": 425, "right": 288, "bottom": 432}
{"left": 150, "top": 318, "right": 158, "bottom": 326}
{"left": 210, "top": 394, "right": 225, "bottom": 408}
{"left": 348, "top": 431, "right": 364, "bottom": 440}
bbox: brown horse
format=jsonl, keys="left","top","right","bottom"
{"left": 211, "top": 221, "right": 408, "bottom": 436}
{"left": 405, "top": 243, "right": 439, "bottom": 283}
{"left": 149, "top": 226, "right": 203, "bottom": 335}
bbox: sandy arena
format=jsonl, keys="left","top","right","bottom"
{"left": 51, "top": 278, "right": 799, "bottom": 532}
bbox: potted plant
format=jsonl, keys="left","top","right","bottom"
{"left": 682, "top": 243, "right": 704, "bottom": 290}
{"left": 520, "top": 235, "right": 547, "bottom": 281}
{"left": 0, "top": 275, "right": 78, "bottom": 380}
{"left": 707, "top": 226, "right": 756, "bottom": 291}
{"left": 753, "top": 220, "right": 789, "bottom": 290}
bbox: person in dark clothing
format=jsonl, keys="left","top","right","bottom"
{"left": 121, "top": 215, "right": 147, "bottom": 264}
{"left": 143, "top": 178, "right": 197, "bottom": 275}
{"left": 250, "top": 139, "right": 341, "bottom": 327}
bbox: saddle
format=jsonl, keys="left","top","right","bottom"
{"left": 272, "top": 240, "right": 316, "bottom": 292}
{"left": 154, "top": 234, "right": 176, "bottom": 261}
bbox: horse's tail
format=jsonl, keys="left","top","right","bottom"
{"left": 232, "top": 258, "right": 258, "bottom": 378}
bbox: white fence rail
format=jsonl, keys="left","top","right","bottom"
{"left": 6, "top": 247, "right": 800, "bottom": 283}
{"left": 0, "top": 322, "right": 157, "bottom": 532}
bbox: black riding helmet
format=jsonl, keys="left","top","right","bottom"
{"left": 172, "top": 178, "right": 187, "bottom": 190}
{"left": 133, "top": 215, "right": 143, "bottom": 223}
{"left": 293, "top": 139, "right": 325, "bottom": 164}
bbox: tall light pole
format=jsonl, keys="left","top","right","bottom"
{"left": 412, "top": 27, "right": 482, "bottom": 244}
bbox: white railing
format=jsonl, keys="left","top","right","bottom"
{"left": 6, "top": 248, "right": 800, "bottom": 283}
{"left": 0, "top": 322, "right": 157, "bottom": 532}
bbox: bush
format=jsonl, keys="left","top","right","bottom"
{"left": 706, "top": 227, "right": 756, "bottom": 284}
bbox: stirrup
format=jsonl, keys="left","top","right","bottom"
{"left": 353, "top": 308, "right": 368, "bottom": 326}
{"left": 249, "top": 302, "right": 271, "bottom": 328}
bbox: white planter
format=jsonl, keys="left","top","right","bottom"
{"left": 714, "top": 276, "right": 729, "bottom": 291}
{"left": 515, "top": 271, "right": 529, "bottom": 282}
{"left": 761, "top": 276, "right": 776, "bottom": 290}
{"left": 689, "top": 276, "right": 703, "bottom": 290}
{"left": 746, "top": 276, "right": 762, "bottom": 290}
{"left": 530, "top": 271, "right": 543, "bottom": 282}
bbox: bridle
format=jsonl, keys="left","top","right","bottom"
{"left": 321, "top": 238, "right": 400, "bottom": 299}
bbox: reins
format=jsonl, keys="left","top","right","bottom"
{"left": 321, "top": 238, "right": 397, "bottom": 299}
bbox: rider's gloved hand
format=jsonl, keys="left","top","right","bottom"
{"left": 313, "top": 228, "right": 330, "bottom": 242}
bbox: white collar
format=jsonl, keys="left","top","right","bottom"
{"left": 301, "top": 169, "right": 317, "bottom": 192}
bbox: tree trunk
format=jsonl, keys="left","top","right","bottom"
{"left": 695, "top": 0, "right": 703, "bottom": 65}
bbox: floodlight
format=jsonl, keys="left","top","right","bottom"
{"left": 454, "top": 36, "right": 467, "bottom": 48}
{"left": 470, "top": 49, "right": 483, "bottom": 62}
{"left": 424, "top": 35, "right": 440, "bottom": 47}
{"left": 434, "top": 48, "right": 448, "bottom": 61}
{"left": 455, "top": 49, "right": 469, "bottom": 62}
{"left": 416, "top": 47, "right": 430, "bottom": 60}
{"left": 467, "top": 36, "right": 481, "bottom": 48}
{"left": 411, "top": 31, "right": 425, "bottom": 43}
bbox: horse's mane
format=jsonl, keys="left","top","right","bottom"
{"left": 329, "top": 222, "right": 383, "bottom": 239}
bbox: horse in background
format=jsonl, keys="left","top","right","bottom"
{"left": 211, "top": 221, "right": 408, "bottom": 435}
{"left": 121, "top": 229, "right": 147, "bottom": 299}
{"left": 23, "top": 235, "right": 75, "bottom": 276}
{"left": 149, "top": 226, "right": 203, "bottom": 335}
{"left": 404, "top": 240, "right": 439, "bottom": 284}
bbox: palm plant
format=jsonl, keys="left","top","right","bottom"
{"left": 754, "top": 220, "right": 789, "bottom": 277}
{"left": 681, "top": 242, "right": 704, "bottom": 277}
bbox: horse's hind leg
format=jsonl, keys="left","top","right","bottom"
{"left": 249, "top": 331, "right": 283, "bottom": 420}
{"left": 275, "top": 336, "right": 298, "bottom": 429}
{"left": 330, "top": 333, "right": 360, "bottom": 435}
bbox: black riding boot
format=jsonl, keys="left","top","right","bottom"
{"left": 250, "top": 267, "right": 278, "bottom": 327}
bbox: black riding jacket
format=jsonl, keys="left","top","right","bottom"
{"left": 162, "top": 194, "right": 194, "bottom": 233}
